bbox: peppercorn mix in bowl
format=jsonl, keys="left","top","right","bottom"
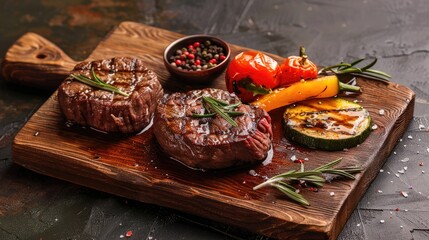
{"left": 163, "top": 35, "right": 231, "bottom": 83}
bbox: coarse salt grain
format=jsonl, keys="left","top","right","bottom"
{"left": 290, "top": 155, "right": 297, "bottom": 161}
{"left": 377, "top": 190, "right": 383, "bottom": 193}
{"left": 330, "top": 192, "right": 335, "bottom": 196}
{"left": 380, "top": 220, "right": 385, "bottom": 224}
{"left": 380, "top": 169, "right": 384, "bottom": 173}
{"left": 379, "top": 109, "right": 385, "bottom": 115}
{"left": 395, "top": 173, "right": 400, "bottom": 178}
{"left": 398, "top": 169, "right": 405, "bottom": 174}
{"left": 401, "top": 158, "right": 409, "bottom": 162}
{"left": 404, "top": 166, "right": 408, "bottom": 171}
{"left": 401, "top": 191, "right": 408, "bottom": 198}
{"left": 408, "top": 135, "right": 413, "bottom": 139}
{"left": 419, "top": 124, "right": 425, "bottom": 130}
{"left": 400, "top": 225, "right": 403, "bottom": 228}
{"left": 249, "top": 170, "right": 258, "bottom": 176}
{"left": 357, "top": 223, "right": 361, "bottom": 227}
{"left": 120, "top": 235, "right": 124, "bottom": 239}
{"left": 372, "top": 124, "right": 378, "bottom": 130}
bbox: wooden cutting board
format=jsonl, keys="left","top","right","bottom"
{"left": 3, "top": 22, "right": 415, "bottom": 239}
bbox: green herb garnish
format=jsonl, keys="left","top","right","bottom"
{"left": 70, "top": 67, "right": 130, "bottom": 97}
{"left": 192, "top": 96, "right": 243, "bottom": 127}
{"left": 318, "top": 58, "right": 392, "bottom": 82}
{"left": 253, "top": 158, "right": 363, "bottom": 206}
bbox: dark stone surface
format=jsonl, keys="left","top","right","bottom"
{"left": 1, "top": 0, "right": 428, "bottom": 239}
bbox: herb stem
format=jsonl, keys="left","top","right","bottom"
{"left": 70, "top": 67, "right": 130, "bottom": 97}
{"left": 253, "top": 158, "right": 363, "bottom": 206}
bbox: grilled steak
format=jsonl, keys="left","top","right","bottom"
{"left": 58, "top": 57, "right": 163, "bottom": 133}
{"left": 153, "top": 88, "right": 273, "bottom": 169}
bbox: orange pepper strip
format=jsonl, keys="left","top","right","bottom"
{"left": 251, "top": 75, "right": 360, "bottom": 112}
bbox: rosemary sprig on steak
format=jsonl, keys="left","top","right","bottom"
{"left": 70, "top": 67, "right": 130, "bottom": 97}
{"left": 191, "top": 96, "right": 243, "bottom": 127}
{"left": 253, "top": 158, "right": 362, "bottom": 206}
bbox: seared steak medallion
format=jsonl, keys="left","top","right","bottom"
{"left": 58, "top": 57, "right": 163, "bottom": 133}
{"left": 154, "top": 88, "right": 273, "bottom": 169}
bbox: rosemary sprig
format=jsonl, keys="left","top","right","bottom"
{"left": 201, "top": 96, "right": 241, "bottom": 127}
{"left": 318, "top": 58, "right": 392, "bottom": 82}
{"left": 253, "top": 158, "right": 363, "bottom": 206}
{"left": 70, "top": 67, "right": 130, "bottom": 97}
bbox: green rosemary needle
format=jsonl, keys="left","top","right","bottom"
{"left": 70, "top": 67, "right": 130, "bottom": 97}
{"left": 192, "top": 96, "right": 243, "bottom": 127}
{"left": 318, "top": 58, "right": 392, "bottom": 82}
{"left": 253, "top": 158, "right": 363, "bottom": 206}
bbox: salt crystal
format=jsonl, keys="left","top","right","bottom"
{"left": 380, "top": 169, "right": 384, "bottom": 173}
{"left": 390, "top": 180, "right": 394, "bottom": 183}
{"left": 403, "top": 145, "right": 407, "bottom": 147}
{"left": 422, "top": 170, "right": 425, "bottom": 174}
{"left": 418, "top": 124, "right": 425, "bottom": 130}
{"left": 400, "top": 158, "right": 409, "bottom": 163}
{"left": 403, "top": 166, "right": 408, "bottom": 171}
{"left": 372, "top": 124, "right": 378, "bottom": 130}
{"left": 395, "top": 173, "right": 400, "bottom": 178}
{"left": 330, "top": 192, "right": 335, "bottom": 196}
{"left": 393, "top": 152, "right": 397, "bottom": 155}
{"left": 427, "top": 148, "right": 429, "bottom": 153}
{"left": 400, "top": 138, "right": 403, "bottom": 142}
{"left": 380, "top": 220, "right": 385, "bottom": 224}
{"left": 404, "top": 209, "right": 408, "bottom": 212}
{"left": 408, "top": 135, "right": 413, "bottom": 139}
{"left": 242, "top": 181, "right": 246, "bottom": 184}
{"left": 397, "top": 169, "right": 405, "bottom": 174}
{"left": 390, "top": 211, "right": 393, "bottom": 215}
{"left": 249, "top": 170, "right": 258, "bottom": 176}
{"left": 401, "top": 191, "right": 408, "bottom": 198}
{"left": 290, "top": 155, "right": 297, "bottom": 161}
{"left": 387, "top": 171, "right": 391, "bottom": 174}
{"left": 304, "top": 157, "right": 309, "bottom": 161}
{"left": 379, "top": 109, "right": 385, "bottom": 115}
{"left": 377, "top": 190, "right": 383, "bottom": 193}
{"left": 357, "top": 223, "right": 361, "bottom": 227}
{"left": 120, "top": 235, "right": 124, "bottom": 239}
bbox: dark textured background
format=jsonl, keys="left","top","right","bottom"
{"left": 1, "top": 0, "right": 428, "bottom": 239}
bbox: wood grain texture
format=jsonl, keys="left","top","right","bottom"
{"left": 11, "top": 22, "right": 415, "bottom": 239}
{"left": 1, "top": 32, "right": 77, "bottom": 90}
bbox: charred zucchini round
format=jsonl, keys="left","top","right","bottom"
{"left": 283, "top": 98, "right": 371, "bottom": 151}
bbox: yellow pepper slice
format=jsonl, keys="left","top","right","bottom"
{"left": 251, "top": 75, "right": 360, "bottom": 112}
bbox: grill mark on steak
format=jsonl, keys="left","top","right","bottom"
{"left": 154, "top": 88, "right": 273, "bottom": 169}
{"left": 58, "top": 57, "right": 163, "bottom": 133}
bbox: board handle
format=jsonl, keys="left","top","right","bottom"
{"left": 1, "top": 32, "right": 77, "bottom": 90}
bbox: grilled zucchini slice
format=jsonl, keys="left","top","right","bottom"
{"left": 283, "top": 98, "right": 371, "bottom": 151}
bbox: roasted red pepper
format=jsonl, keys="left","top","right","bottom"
{"left": 278, "top": 46, "right": 318, "bottom": 86}
{"left": 225, "top": 51, "right": 280, "bottom": 103}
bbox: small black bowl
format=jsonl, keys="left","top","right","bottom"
{"left": 163, "top": 35, "right": 231, "bottom": 83}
